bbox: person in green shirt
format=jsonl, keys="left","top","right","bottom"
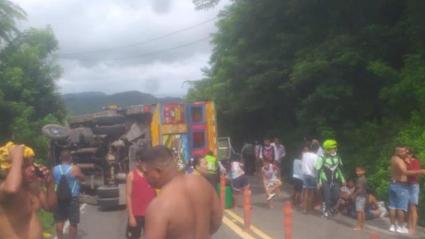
{"left": 315, "top": 139, "right": 345, "bottom": 217}
{"left": 204, "top": 151, "right": 218, "bottom": 187}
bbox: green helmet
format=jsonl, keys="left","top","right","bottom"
{"left": 323, "top": 139, "right": 337, "bottom": 151}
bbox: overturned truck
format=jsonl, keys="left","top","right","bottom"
{"left": 42, "top": 102, "right": 218, "bottom": 210}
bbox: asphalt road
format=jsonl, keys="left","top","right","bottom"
{"left": 60, "top": 176, "right": 424, "bottom": 239}
{"left": 72, "top": 203, "right": 238, "bottom": 239}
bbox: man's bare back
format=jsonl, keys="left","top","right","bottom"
{"left": 145, "top": 174, "right": 222, "bottom": 239}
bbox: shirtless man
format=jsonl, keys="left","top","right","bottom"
{"left": 140, "top": 145, "right": 223, "bottom": 239}
{"left": 388, "top": 146, "right": 425, "bottom": 234}
{"left": 0, "top": 145, "right": 57, "bottom": 239}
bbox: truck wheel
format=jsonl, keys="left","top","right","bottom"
{"left": 97, "top": 197, "right": 119, "bottom": 211}
{"left": 92, "top": 124, "right": 126, "bottom": 136}
{"left": 94, "top": 115, "right": 125, "bottom": 125}
{"left": 72, "top": 147, "right": 98, "bottom": 155}
{"left": 69, "top": 113, "right": 96, "bottom": 127}
{"left": 42, "top": 124, "right": 69, "bottom": 140}
{"left": 97, "top": 186, "right": 119, "bottom": 198}
{"left": 79, "top": 194, "right": 97, "bottom": 205}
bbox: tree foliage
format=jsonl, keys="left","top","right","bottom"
{"left": 0, "top": 2, "right": 64, "bottom": 161}
{"left": 188, "top": 0, "right": 425, "bottom": 214}
{"left": 192, "top": 0, "right": 221, "bottom": 10}
{"left": 0, "top": 0, "right": 26, "bottom": 44}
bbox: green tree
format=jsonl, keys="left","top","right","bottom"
{"left": 0, "top": 0, "right": 65, "bottom": 160}
{"left": 0, "top": 27, "right": 65, "bottom": 158}
{"left": 192, "top": 0, "right": 221, "bottom": 10}
{"left": 0, "top": 0, "right": 26, "bottom": 44}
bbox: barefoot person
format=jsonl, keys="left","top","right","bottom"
{"left": 0, "top": 143, "right": 57, "bottom": 239}
{"left": 262, "top": 160, "right": 282, "bottom": 208}
{"left": 353, "top": 167, "right": 367, "bottom": 231}
{"left": 126, "top": 150, "right": 156, "bottom": 239}
{"left": 140, "top": 146, "right": 222, "bottom": 239}
{"left": 388, "top": 146, "right": 425, "bottom": 234}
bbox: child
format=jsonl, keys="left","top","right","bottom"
{"left": 334, "top": 179, "right": 355, "bottom": 215}
{"left": 262, "top": 161, "right": 282, "bottom": 208}
{"left": 353, "top": 167, "right": 367, "bottom": 231}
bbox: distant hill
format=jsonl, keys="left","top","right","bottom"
{"left": 63, "top": 91, "right": 181, "bottom": 115}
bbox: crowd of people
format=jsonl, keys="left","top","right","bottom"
{"left": 289, "top": 140, "right": 424, "bottom": 235}
{"left": 1, "top": 137, "right": 424, "bottom": 238}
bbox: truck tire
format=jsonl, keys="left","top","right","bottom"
{"left": 42, "top": 124, "right": 69, "bottom": 140}
{"left": 92, "top": 124, "right": 126, "bottom": 136}
{"left": 94, "top": 115, "right": 125, "bottom": 125}
{"left": 97, "top": 197, "right": 119, "bottom": 211}
{"left": 69, "top": 114, "right": 96, "bottom": 127}
{"left": 97, "top": 186, "right": 119, "bottom": 198}
{"left": 79, "top": 194, "right": 97, "bottom": 205}
{"left": 72, "top": 147, "right": 98, "bottom": 155}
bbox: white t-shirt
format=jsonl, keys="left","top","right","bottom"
{"left": 292, "top": 159, "right": 303, "bottom": 180}
{"left": 274, "top": 143, "right": 286, "bottom": 162}
{"left": 301, "top": 152, "right": 319, "bottom": 177}
{"left": 231, "top": 161, "right": 245, "bottom": 179}
{"left": 316, "top": 147, "right": 324, "bottom": 158}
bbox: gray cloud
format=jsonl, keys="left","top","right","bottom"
{"left": 152, "top": 0, "right": 173, "bottom": 14}
{"left": 14, "top": 0, "right": 230, "bottom": 96}
{"left": 143, "top": 78, "right": 161, "bottom": 93}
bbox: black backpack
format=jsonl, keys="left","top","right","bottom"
{"left": 57, "top": 166, "right": 72, "bottom": 203}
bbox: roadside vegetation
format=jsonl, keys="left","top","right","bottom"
{"left": 188, "top": 0, "right": 425, "bottom": 224}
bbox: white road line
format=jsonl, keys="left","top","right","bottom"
{"left": 80, "top": 203, "right": 87, "bottom": 213}
{"left": 54, "top": 203, "right": 87, "bottom": 239}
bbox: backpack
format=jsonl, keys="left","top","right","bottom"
{"left": 57, "top": 166, "right": 72, "bottom": 203}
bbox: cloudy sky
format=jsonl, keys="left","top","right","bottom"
{"left": 13, "top": 0, "right": 230, "bottom": 97}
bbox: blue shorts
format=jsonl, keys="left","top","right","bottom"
{"left": 232, "top": 175, "right": 249, "bottom": 191}
{"left": 303, "top": 175, "right": 316, "bottom": 189}
{"left": 408, "top": 183, "right": 420, "bottom": 205}
{"left": 388, "top": 183, "right": 409, "bottom": 212}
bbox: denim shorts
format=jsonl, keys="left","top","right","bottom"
{"left": 408, "top": 183, "right": 420, "bottom": 205}
{"left": 388, "top": 183, "right": 409, "bottom": 212}
{"left": 232, "top": 175, "right": 249, "bottom": 191}
{"left": 303, "top": 175, "right": 316, "bottom": 189}
{"left": 355, "top": 196, "right": 367, "bottom": 211}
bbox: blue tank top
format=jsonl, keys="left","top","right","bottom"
{"left": 53, "top": 164, "right": 80, "bottom": 197}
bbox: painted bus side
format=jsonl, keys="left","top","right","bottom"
{"left": 150, "top": 101, "right": 218, "bottom": 167}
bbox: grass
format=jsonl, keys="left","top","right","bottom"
{"left": 38, "top": 210, "right": 55, "bottom": 238}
